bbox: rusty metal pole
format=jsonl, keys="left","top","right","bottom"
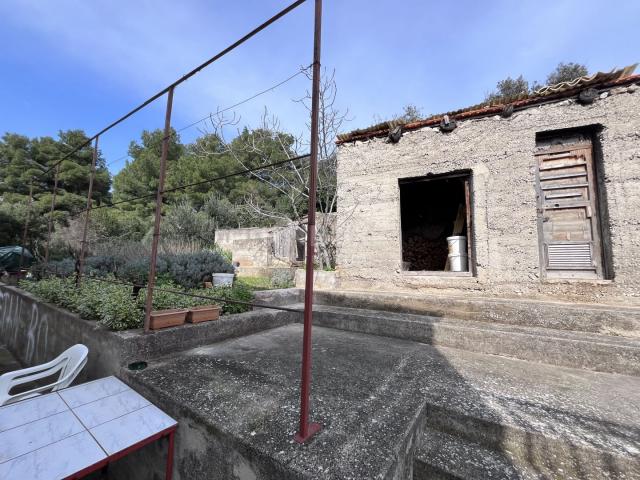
{"left": 76, "top": 136, "right": 99, "bottom": 286}
{"left": 18, "top": 180, "right": 34, "bottom": 273}
{"left": 144, "top": 87, "right": 175, "bottom": 333}
{"left": 294, "top": 0, "right": 322, "bottom": 444}
{"left": 44, "top": 164, "right": 60, "bottom": 266}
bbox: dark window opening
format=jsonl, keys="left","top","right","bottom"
{"left": 399, "top": 173, "right": 472, "bottom": 272}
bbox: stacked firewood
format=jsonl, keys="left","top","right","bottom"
{"left": 402, "top": 236, "right": 448, "bottom": 271}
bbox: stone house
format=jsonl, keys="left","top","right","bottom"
{"left": 334, "top": 65, "right": 640, "bottom": 304}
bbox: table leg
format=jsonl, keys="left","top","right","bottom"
{"left": 165, "top": 430, "right": 175, "bottom": 480}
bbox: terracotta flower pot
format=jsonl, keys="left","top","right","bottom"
{"left": 187, "top": 305, "right": 221, "bottom": 323}
{"left": 149, "top": 308, "right": 188, "bottom": 330}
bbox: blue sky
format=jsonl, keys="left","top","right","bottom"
{"left": 1, "top": 0, "right": 638, "bottom": 175}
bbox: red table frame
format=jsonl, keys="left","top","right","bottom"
{"left": 63, "top": 425, "right": 176, "bottom": 480}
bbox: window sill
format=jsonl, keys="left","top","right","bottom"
{"left": 542, "top": 278, "right": 613, "bottom": 285}
{"left": 401, "top": 270, "right": 473, "bottom": 277}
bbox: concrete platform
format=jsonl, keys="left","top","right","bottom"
{"left": 122, "top": 324, "right": 640, "bottom": 479}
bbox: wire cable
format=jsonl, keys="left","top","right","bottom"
{"left": 40, "top": 0, "right": 307, "bottom": 176}
{"left": 67, "top": 152, "right": 310, "bottom": 218}
{"left": 102, "top": 64, "right": 311, "bottom": 171}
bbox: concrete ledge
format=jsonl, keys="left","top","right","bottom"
{"left": 305, "top": 289, "right": 640, "bottom": 337}
{"left": 301, "top": 303, "right": 640, "bottom": 376}
{"left": 414, "top": 429, "right": 540, "bottom": 480}
{"left": 253, "top": 288, "right": 302, "bottom": 308}
{"left": 0, "top": 284, "right": 295, "bottom": 378}
{"left": 294, "top": 270, "right": 338, "bottom": 289}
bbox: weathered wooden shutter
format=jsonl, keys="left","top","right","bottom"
{"left": 535, "top": 142, "right": 603, "bottom": 279}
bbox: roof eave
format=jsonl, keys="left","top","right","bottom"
{"left": 336, "top": 73, "right": 640, "bottom": 146}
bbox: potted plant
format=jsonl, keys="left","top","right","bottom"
{"left": 149, "top": 308, "right": 188, "bottom": 330}
{"left": 187, "top": 305, "right": 221, "bottom": 323}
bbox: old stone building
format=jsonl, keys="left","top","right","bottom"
{"left": 334, "top": 66, "right": 640, "bottom": 304}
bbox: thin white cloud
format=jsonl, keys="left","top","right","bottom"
{"left": 0, "top": 0, "right": 316, "bottom": 144}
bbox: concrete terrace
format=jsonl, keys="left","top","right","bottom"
{"left": 3, "top": 284, "right": 640, "bottom": 479}
{"left": 121, "top": 322, "right": 640, "bottom": 479}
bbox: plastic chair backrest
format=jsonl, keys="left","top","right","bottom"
{"left": 0, "top": 344, "right": 88, "bottom": 406}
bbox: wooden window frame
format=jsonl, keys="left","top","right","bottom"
{"left": 398, "top": 171, "right": 475, "bottom": 276}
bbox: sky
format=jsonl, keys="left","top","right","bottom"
{"left": 0, "top": 0, "right": 638, "bottom": 175}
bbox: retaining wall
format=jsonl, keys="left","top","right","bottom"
{"left": 0, "top": 283, "right": 294, "bottom": 376}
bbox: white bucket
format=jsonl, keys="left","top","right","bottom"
{"left": 447, "top": 254, "right": 468, "bottom": 272}
{"left": 447, "top": 236, "right": 467, "bottom": 256}
{"left": 212, "top": 273, "right": 234, "bottom": 287}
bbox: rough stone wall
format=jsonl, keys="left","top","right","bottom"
{"left": 216, "top": 226, "right": 297, "bottom": 268}
{"left": 336, "top": 84, "right": 640, "bottom": 304}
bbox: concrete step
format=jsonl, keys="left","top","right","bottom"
{"left": 291, "top": 303, "right": 640, "bottom": 375}
{"left": 418, "top": 404, "right": 639, "bottom": 480}
{"left": 412, "top": 344, "right": 640, "bottom": 480}
{"left": 310, "top": 289, "right": 640, "bottom": 338}
{"left": 413, "top": 429, "right": 543, "bottom": 480}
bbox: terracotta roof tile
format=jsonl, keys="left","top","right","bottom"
{"left": 336, "top": 64, "right": 639, "bottom": 145}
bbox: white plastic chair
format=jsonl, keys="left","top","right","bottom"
{"left": 0, "top": 344, "right": 88, "bottom": 406}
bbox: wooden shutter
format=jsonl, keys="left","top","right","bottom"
{"left": 535, "top": 142, "right": 603, "bottom": 279}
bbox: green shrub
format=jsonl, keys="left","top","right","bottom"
{"left": 47, "top": 258, "right": 76, "bottom": 277}
{"left": 213, "top": 244, "right": 233, "bottom": 263}
{"left": 73, "top": 281, "right": 109, "bottom": 320}
{"left": 97, "top": 286, "right": 143, "bottom": 331}
{"left": 137, "top": 281, "right": 200, "bottom": 311}
{"left": 20, "top": 277, "right": 74, "bottom": 305}
{"left": 118, "top": 257, "right": 168, "bottom": 286}
{"left": 85, "top": 255, "right": 124, "bottom": 278}
{"left": 20, "top": 277, "right": 142, "bottom": 330}
{"left": 201, "top": 282, "right": 253, "bottom": 315}
{"left": 163, "top": 251, "right": 233, "bottom": 289}
{"left": 20, "top": 271, "right": 253, "bottom": 331}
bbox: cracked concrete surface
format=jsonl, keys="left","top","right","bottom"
{"left": 118, "top": 324, "right": 640, "bottom": 479}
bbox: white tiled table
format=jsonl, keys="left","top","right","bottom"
{"left": 0, "top": 376, "right": 177, "bottom": 480}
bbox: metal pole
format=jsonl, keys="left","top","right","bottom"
{"left": 294, "top": 0, "right": 322, "bottom": 444}
{"left": 144, "top": 87, "right": 175, "bottom": 333}
{"left": 44, "top": 164, "right": 60, "bottom": 266}
{"left": 76, "top": 136, "right": 99, "bottom": 286}
{"left": 19, "top": 180, "right": 34, "bottom": 272}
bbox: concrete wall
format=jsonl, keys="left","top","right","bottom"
{"left": 336, "top": 83, "right": 640, "bottom": 304}
{"left": 216, "top": 226, "right": 298, "bottom": 270}
{"left": 294, "top": 270, "right": 338, "bottom": 290}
